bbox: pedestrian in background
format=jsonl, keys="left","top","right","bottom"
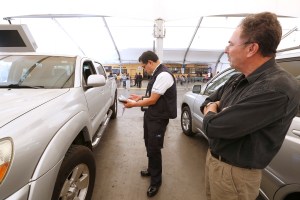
{"left": 137, "top": 72, "right": 143, "bottom": 88}
{"left": 134, "top": 73, "right": 138, "bottom": 86}
{"left": 201, "top": 12, "right": 300, "bottom": 200}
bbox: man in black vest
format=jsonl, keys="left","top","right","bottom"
{"left": 124, "top": 51, "right": 177, "bottom": 197}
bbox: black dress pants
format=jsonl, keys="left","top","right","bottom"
{"left": 144, "top": 115, "right": 169, "bottom": 186}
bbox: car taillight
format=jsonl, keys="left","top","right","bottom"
{"left": 0, "top": 139, "right": 13, "bottom": 184}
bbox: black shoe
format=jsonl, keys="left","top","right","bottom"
{"left": 147, "top": 185, "right": 160, "bottom": 197}
{"left": 140, "top": 170, "right": 151, "bottom": 177}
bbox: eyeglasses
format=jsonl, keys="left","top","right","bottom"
{"left": 225, "top": 41, "right": 253, "bottom": 49}
{"left": 142, "top": 61, "right": 149, "bottom": 69}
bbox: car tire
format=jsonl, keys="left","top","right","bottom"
{"left": 110, "top": 90, "right": 118, "bottom": 119}
{"left": 52, "top": 145, "right": 96, "bottom": 200}
{"left": 181, "top": 106, "right": 196, "bottom": 136}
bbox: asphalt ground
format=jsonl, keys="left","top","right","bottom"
{"left": 91, "top": 80, "right": 208, "bottom": 200}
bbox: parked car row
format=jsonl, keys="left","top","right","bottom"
{"left": 180, "top": 53, "right": 300, "bottom": 200}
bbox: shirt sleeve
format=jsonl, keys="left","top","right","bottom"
{"left": 203, "top": 91, "right": 289, "bottom": 139}
{"left": 152, "top": 72, "right": 174, "bottom": 95}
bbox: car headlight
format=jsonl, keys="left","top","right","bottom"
{"left": 0, "top": 138, "right": 13, "bottom": 184}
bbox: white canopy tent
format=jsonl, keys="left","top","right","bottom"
{"left": 1, "top": 0, "right": 300, "bottom": 70}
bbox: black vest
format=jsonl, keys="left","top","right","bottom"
{"left": 145, "top": 64, "right": 177, "bottom": 119}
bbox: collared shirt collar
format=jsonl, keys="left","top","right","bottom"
{"left": 245, "top": 57, "right": 276, "bottom": 84}
{"left": 152, "top": 63, "right": 162, "bottom": 75}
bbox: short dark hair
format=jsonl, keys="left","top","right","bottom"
{"left": 239, "top": 12, "right": 282, "bottom": 57}
{"left": 138, "top": 51, "right": 159, "bottom": 64}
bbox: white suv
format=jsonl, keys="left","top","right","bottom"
{"left": 0, "top": 53, "right": 117, "bottom": 199}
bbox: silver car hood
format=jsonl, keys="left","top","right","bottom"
{"left": 0, "top": 89, "right": 68, "bottom": 128}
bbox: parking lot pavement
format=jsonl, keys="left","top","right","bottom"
{"left": 91, "top": 86, "right": 208, "bottom": 200}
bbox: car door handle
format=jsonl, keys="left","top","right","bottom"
{"left": 292, "top": 130, "right": 300, "bottom": 137}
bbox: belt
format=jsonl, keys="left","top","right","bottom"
{"left": 210, "top": 150, "right": 253, "bottom": 169}
{"left": 210, "top": 150, "right": 229, "bottom": 164}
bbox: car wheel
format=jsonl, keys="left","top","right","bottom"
{"left": 110, "top": 90, "right": 117, "bottom": 119}
{"left": 52, "top": 145, "right": 96, "bottom": 200}
{"left": 181, "top": 106, "right": 196, "bottom": 136}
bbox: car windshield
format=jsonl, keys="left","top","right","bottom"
{"left": 204, "top": 68, "right": 240, "bottom": 96}
{"left": 0, "top": 55, "right": 75, "bottom": 89}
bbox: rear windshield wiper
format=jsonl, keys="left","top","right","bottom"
{"left": 0, "top": 84, "right": 44, "bottom": 89}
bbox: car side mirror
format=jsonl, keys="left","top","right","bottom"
{"left": 87, "top": 74, "right": 106, "bottom": 87}
{"left": 192, "top": 85, "right": 201, "bottom": 94}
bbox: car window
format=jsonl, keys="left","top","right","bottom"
{"left": 0, "top": 55, "right": 75, "bottom": 88}
{"left": 277, "top": 58, "right": 300, "bottom": 117}
{"left": 277, "top": 58, "right": 300, "bottom": 82}
{"left": 204, "top": 69, "right": 240, "bottom": 96}
{"left": 82, "top": 61, "right": 96, "bottom": 86}
{"left": 94, "top": 62, "right": 107, "bottom": 78}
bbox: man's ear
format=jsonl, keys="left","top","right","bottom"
{"left": 247, "top": 43, "right": 259, "bottom": 57}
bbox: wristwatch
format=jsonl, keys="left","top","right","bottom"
{"left": 205, "top": 102, "right": 216, "bottom": 107}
